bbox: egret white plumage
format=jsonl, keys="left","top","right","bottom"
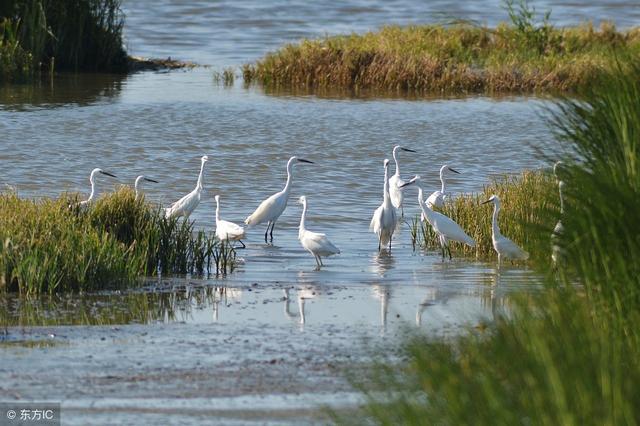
{"left": 400, "top": 175, "right": 475, "bottom": 259}
{"left": 214, "top": 195, "right": 246, "bottom": 248}
{"left": 551, "top": 180, "right": 565, "bottom": 265}
{"left": 482, "top": 195, "right": 529, "bottom": 266}
{"left": 79, "top": 168, "right": 117, "bottom": 207}
{"left": 297, "top": 195, "right": 340, "bottom": 268}
{"left": 388, "top": 145, "right": 417, "bottom": 215}
{"left": 370, "top": 159, "right": 398, "bottom": 251}
{"left": 165, "top": 155, "right": 209, "bottom": 219}
{"left": 426, "top": 164, "right": 460, "bottom": 209}
{"left": 134, "top": 175, "right": 158, "bottom": 200}
{"left": 244, "top": 156, "right": 314, "bottom": 243}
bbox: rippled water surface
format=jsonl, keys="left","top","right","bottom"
{"left": 1, "top": 0, "right": 633, "bottom": 423}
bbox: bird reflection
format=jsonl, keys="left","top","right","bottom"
{"left": 283, "top": 287, "right": 318, "bottom": 326}
{"left": 211, "top": 286, "right": 243, "bottom": 322}
{"left": 371, "top": 251, "right": 395, "bottom": 277}
{"left": 415, "top": 287, "right": 438, "bottom": 326}
{"left": 371, "top": 284, "right": 391, "bottom": 332}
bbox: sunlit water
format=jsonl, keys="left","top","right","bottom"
{"left": 1, "top": 0, "right": 632, "bottom": 423}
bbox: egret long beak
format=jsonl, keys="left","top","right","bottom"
{"left": 297, "top": 158, "right": 314, "bottom": 164}
{"left": 100, "top": 171, "right": 117, "bottom": 178}
{"left": 448, "top": 167, "right": 460, "bottom": 174}
{"left": 401, "top": 148, "right": 417, "bottom": 153}
{"left": 144, "top": 177, "right": 159, "bottom": 183}
{"left": 481, "top": 199, "right": 492, "bottom": 205}
{"left": 399, "top": 176, "right": 420, "bottom": 188}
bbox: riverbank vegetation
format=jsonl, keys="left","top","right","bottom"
{"left": 346, "top": 60, "right": 640, "bottom": 424}
{"left": 0, "top": 188, "right": 236, "bottom": 295}
{"left": 409, "top": 171, "right": 556, "bottom": 260}
{"left": 244, "top": 1, "right": 640, "bottom": 94}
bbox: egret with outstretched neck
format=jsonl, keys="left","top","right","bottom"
{"left": 298, "top": 195, "right": 340, "bottom": 268}
{"left": 400, "top": 175, "right": 475, "bottom": 259}
{"left": 388, "top": 145, "right": 417, "bottom": 216}
{"left": 80, "top": 168, "right": 117, "bottom": 207}
{"left": 214, "top": 195, "right": 246, "bottom": 248}
{"left": 245, "top": 156, "right": 314, "bottom": 243}
{"left": 165, "top": 155, "right": 209, "bottom": 219}
{"left": 134, "top": 175, "right": 158, "bottom": 200}
{"left": 426, "top": 164, "right": 460, "bottom": 209}
{"left": 482, "top": 195, "right": 529, "bottom": 266}
{"left": 370, "top": 159, "right": 398, "bottom": 251}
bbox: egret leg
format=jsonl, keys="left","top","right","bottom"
{"left": 388, "top": 236, "right": 392, "bottom": 252}
{"left": 314, "top": 254, "right": 321, "bottom": 268}
{"left": 270, "top": 221, "right": 276, "bottom": 242}
{"left": 264, "top": 222, "right": 271, "bottom": 243}
{"left": 237, "top": 240, "right": 246, "bottom": 249}
{"left": 378, "top": 235, "right": 381, "bottom": 251}
{"left": 319, "top": 256, "right": 324, "bottom": 266}
{"left": 447, "top": 245, "right": 452, "bottom": 260}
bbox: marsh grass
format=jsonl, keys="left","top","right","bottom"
{"left": 410, "top": 171, "right": 557, "bottom": 261}
{"left": 244, "top": 2, "right": 640, "bottom": 94}
{"left": 0, "top": 0, "right": 127, "bottom": 80}
{"left": 0, "top": 187, "right": 236, "bottom": 294}
{"left": 344, "top": 58, "right": 640, "bottom": 425}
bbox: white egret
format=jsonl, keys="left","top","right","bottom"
{"left": 388, "top": 145, "right": 417, "bottom": 216}
{"left": 551, "top": 180, "right": 565, "bottom": 265}
{"left": 400, "top": 175, "right": 475, "bottom": 259}
{"left": 370, "top": 159, "right": 398, "bottom": 251}
{"left": 79, "top": 168, "right": 117, "bottom": 207}
{"left": 244, "top": 156, "right": 314, "bottom": 243}
{"left": 482, "top": 195, "right": 529, "bottom": 266}
{"left": 297, "top": 195, "right": 340, "bottom": 268}
{"left": 426, "top": 164, "right": 460, "bottom": 209}
{"left": 165, "top": 155, "right": 209, "bottom": 219}
{"left": 214, "top": 195, "right": 246, "bottom": 248}
{"left": 134, "top": 175, "right": 158, "bottom": 200}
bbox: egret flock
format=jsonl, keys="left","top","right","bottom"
{"left": 78, "top": 145, "right": 536, "bottom": 269}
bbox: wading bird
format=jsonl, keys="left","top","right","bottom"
{"left": 551, "top": 180, "right": 565, "bottom": 265}
{"left": 214, "top": 195, "right": 246, "bottom": 248}
{"left": 400, "top": 175, "right": 475, "bottom": 259}
{"left": 482, "top": 195, "right": 529, "bottom": 266}
{"left": 370, "top": 159, "right": 398, "bottom": 251}
{"left": 80, "top": 168, "right": 117, "bottom": 207}
{"left": 426, "top": 164, "right": 460, "bottom": 209}
{"left": 165, "top": 155, "right": 209, "bottom": 219}
{"left": 134, "top": 175, "right": 158, "bottom": 200}
{"left": 388, "top": 145, "right": 417, "bottom": 216}
{"left": 297, "top": 196, "right": 340, "bottom": 269}
{"left": 245, "top": 156, "right": 314, "bottom": 243}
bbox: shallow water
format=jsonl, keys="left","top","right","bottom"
{"left": 1, "top": 0, "right": 630, "bottom": 423}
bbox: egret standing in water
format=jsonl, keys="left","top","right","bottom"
{"left": 551, "top": 180, "right": 565, "bottom": 265}
{"left": 482, "top": 195, "right": 529, "bottom": 266}
{"left": 245, "top": 156, "right": 314, "bottom": 243}
{"left": 134, "top": 175, "right": 158, "bottom": 200}
{"left": 370, "top": 159, "right": 398, "bottom": 251}
{"left": 214, "top": 195, "right": 246, "bottom": 248}
{"left": 400, "top": 175, "right": 475, "bottom": 259}
{"left": 388, "top": 145, "right": 417, "bottom": 216}
{"left": 426, "top": 164, "right": 460, "bottom": 209}
{"left": 79, "top": 168, "right": 117, "bottom": 207}
{"left": 165, "top": 155, "right": 209, "bottom": 219}
{"left": 297, "top": 195, "right": 340, "bottom": 269}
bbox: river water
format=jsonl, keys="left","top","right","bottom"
{"left": 0, "top": 1, "right": 635, "bottom": 424}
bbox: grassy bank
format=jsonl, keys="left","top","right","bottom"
{"left": 0, "top": 0, "right": 127, "bottom": 80}
{"left": 344, "top": 61, "right": 640, "bottom": 424}
{"left": 0, "top": 188, "right": 236, "bottom": 294}
{"left": 410, "top": 171, "right": 557, "bottom": 260}
{"left": 244, "top": 2, "right": 640, "bottom": 94}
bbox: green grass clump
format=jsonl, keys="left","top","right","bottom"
{"left": 344, "top": 59, "right": 640, "bottom": 425}
{"left": 0, "top": 0, "right": 127, "bottom": 80}
{"left": 0, "top": 187, "right": 236, "bottom": 294}
{"left": 244, "top": 1, "right": 640, "bottom": 94}
{"left": 411, "top": 170, "right": 556, "bottom": 261}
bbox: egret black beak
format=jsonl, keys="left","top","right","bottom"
{"left": 481, "top": 199, "right": 492, "bottom": 205}
{"left": 401, "top": 148, "right": 417, "bottom": 153}
{"left": 100, "top": 171, "right": 117, "bottom": 178}
{"left": 297, "top": 158, "right": 314, "bottom": 164}
{"left": 448, "top": 167, "right": 460, "bottom": 174}
{"left": 144, "top": 178, "right": 159, "bottom": 183}
{"left": 399, "top": 180, "right": 416, "bottom": 189}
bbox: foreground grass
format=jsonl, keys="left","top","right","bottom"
{"left": 342, "top": 60, "right": 640, "bottom": 424}
{"left": 0, "top": 188, "right": 236, "bottom": 294}
{"left": 410, "top": 171, "right": 557, "bottom": 260}
{"left": 244, "top": 3, "right": 640, "bottom": 94}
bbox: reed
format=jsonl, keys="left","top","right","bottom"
{"left": 344, "top": 57, "right": 640, "bottom": 425}
{"left": 0, "top": 187, "right": 236, "bottom": 294}
{"left": 244, "top": 1, "right": 640, "bottom": 94}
